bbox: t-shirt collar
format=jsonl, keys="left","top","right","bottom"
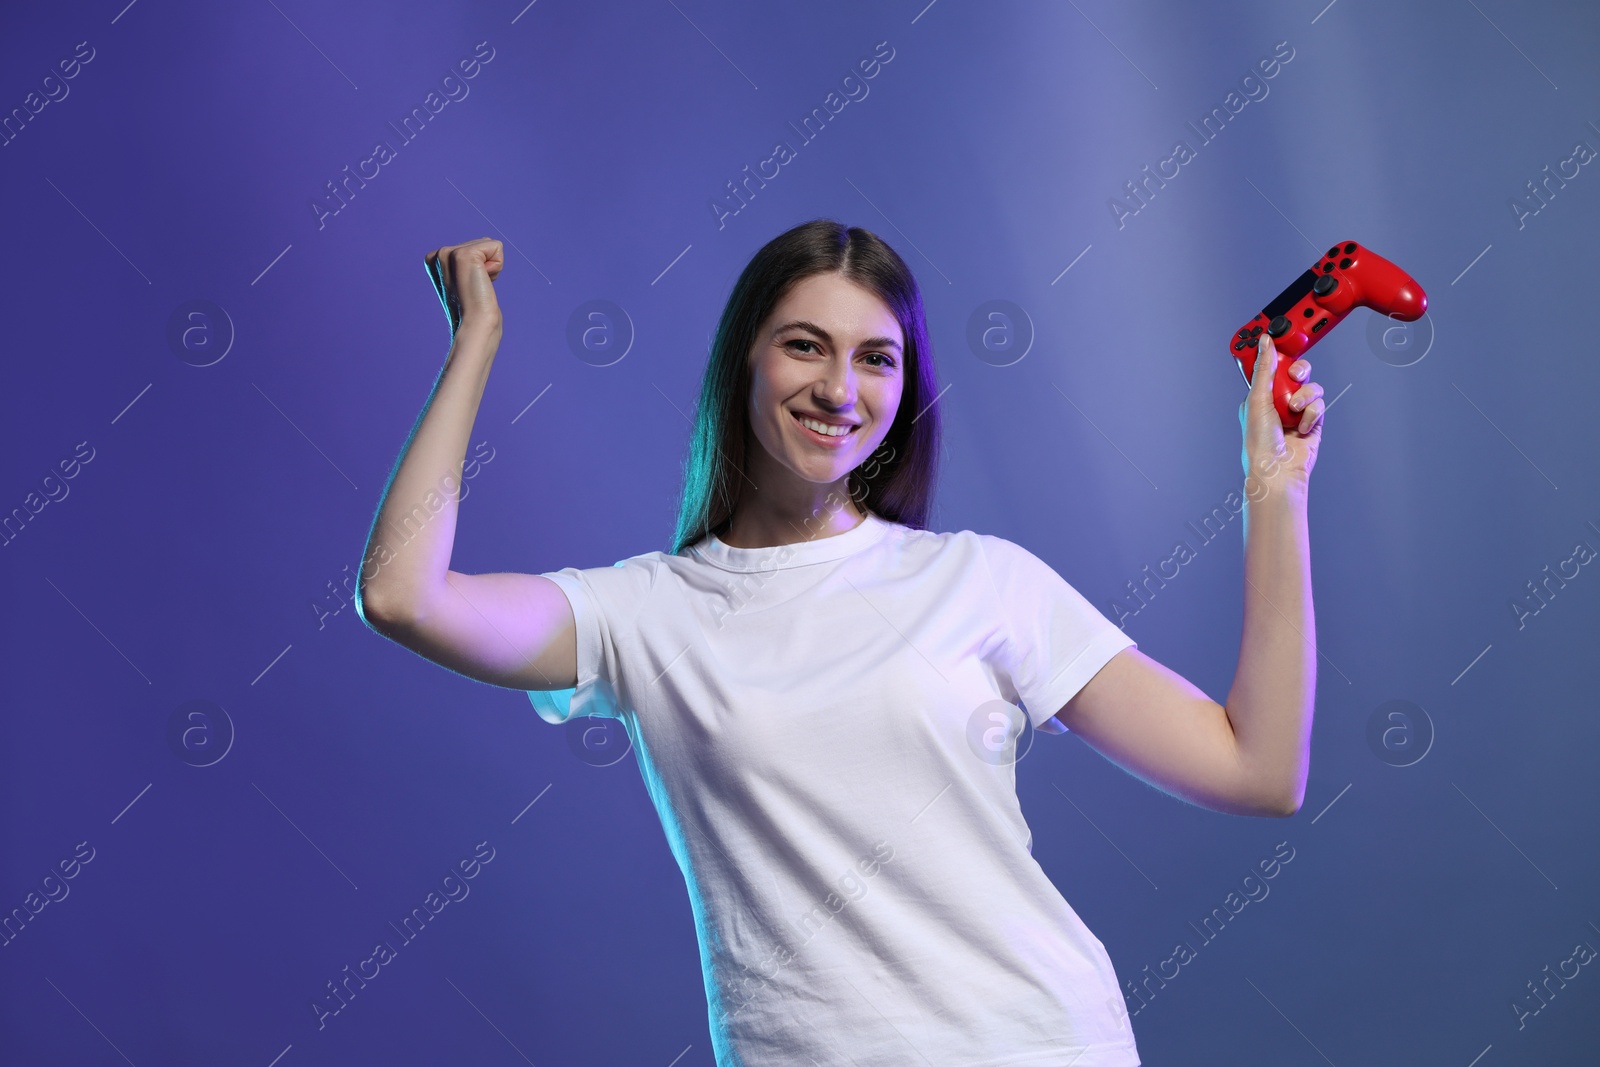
{"left": 690, "top": 511, "right": 891, "bottom": 572}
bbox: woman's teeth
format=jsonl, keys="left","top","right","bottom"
{"left": 795, "top": 414, "right": 854, "bottom": 437}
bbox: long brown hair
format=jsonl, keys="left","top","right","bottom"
{"left": 669, "top": 219, "right": 943, "bottom": 555}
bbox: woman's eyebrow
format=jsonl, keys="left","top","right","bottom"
{"left": 775, "top": 320, "right": 903, "bottom": 352}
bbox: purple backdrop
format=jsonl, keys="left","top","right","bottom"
{"left": 3, "top": 0, "right": 1598, "bottom": 1063}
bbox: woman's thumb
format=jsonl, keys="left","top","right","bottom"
{"left": 1251, "top": 335, "right": 1279, "bottom": 401}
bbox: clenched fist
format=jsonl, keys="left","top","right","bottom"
{"left": 424, "top": 237, "right": 504, "bottom": 338}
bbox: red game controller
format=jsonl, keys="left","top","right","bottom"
{"left": 1231, "top": 241, "right": 1428, "bottom": 427}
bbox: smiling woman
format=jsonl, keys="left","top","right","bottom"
{"left": 360, "top": 217, "right": 1319, "bottom": 1066}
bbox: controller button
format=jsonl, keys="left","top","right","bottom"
{"left": 1339, "top": 256, "right": 1353, "bottom": 269}
{"left": 1250, "top": 325, "right": 1263, "bottom": 337}
{"left": 1268, "top": 315, "right": 1292, "bottom": 338}
{"left": 1327, "top": 246, "right": 1340, "bottom": 258}
{"left": 1302, "top": 307, "right": 1315, "bottom": 318}
{"left": 1233, "top": 341, "right": 1248, "bottom": 351}
{"left": 1322, "top": 262, "right": 1335, "bottom": 273}
{"left": 1343, "top": 242, "right": 1356, "bottom": 255}
{"left": 1313, "top": 274, "right": 1338, "bottom": 296}
{"left": 1311, "top": 317, "right": 1329, "bottom": 334}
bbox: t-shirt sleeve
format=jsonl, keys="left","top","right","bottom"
{"left": 525, "top": 557, "right": 654, "bottom": 725}
{"left": 978, "top": 534, "right": 1137, "bottom": 734}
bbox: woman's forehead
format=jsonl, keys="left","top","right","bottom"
{"left": 769, "top": 276, "right": 902, "bottom": 341}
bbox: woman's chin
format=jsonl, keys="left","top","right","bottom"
{"left": 786, "top": 460, "right": 854, "bottom": 488}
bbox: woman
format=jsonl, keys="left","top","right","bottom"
{"left": 358, "top": 219, "right": 1324, "bottom": 1065}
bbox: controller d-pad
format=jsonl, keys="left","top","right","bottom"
{"left": 1267, "top": 315, "right": 1291, "bottom": 338}
{"left": 1233, "top": 341, "right": 1248, "bottom": 351}
{"left": 1313, "top": 274, "right": 1338, "bottom": 296}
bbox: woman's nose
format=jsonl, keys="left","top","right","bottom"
{"left": 817, "top": 361, "right": 857, "bottom": 406}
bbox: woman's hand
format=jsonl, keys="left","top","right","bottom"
{"left": 1239, "top": 334, "right": 1323, "bottom": 489}
{"left": 424, "top": 237, "right": 505, "bottom": 338}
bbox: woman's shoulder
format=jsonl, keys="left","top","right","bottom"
{"left": 541, "top": 548, "right": 669, "bottom": 600}
{"left": 890, "top": 520, "right": 1006, "bottom": 552}
{"left": 890, "top": 525, "right": 1060, "bottom": 586}
{"left": 877, "top": 521, "right": 1007, "bottom": 572}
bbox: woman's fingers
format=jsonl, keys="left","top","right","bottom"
{"left": 1290, "top": 367, "right": 1325, "bottom": 433}
{"left": 1285, "top": 360, "right": 1325, "bottom": 431}
{"left": 1289, "top": 380, "right": 1324, "bottom": 412}
{"left": 451, "top": 240, "right": 503, "bottom": 326}
{"left": 424, "top": 239, "right": 504, "bottom": 334}
{"left": 1297, "top": 395, "right": 1325, "bottom": 435}
{"left": 482, "top": 240, "right": 505, "bottom": 280}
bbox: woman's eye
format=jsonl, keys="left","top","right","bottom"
{"left": 785, "top": 339, "right": 894, "bottom": 369}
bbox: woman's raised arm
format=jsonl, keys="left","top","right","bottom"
{"left": 356, "top": 238, "right": 577, "bottom": 693}
{"left": 1051, "top": 334, "right": 1322, "bottom": 817}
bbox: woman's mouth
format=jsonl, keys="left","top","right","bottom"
{"left": 792, "top": 411, "right": 858, "bottom": 445}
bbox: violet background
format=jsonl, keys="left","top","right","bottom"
{"left": 2, "top": 1, "right": 1597, "bottom": 1063}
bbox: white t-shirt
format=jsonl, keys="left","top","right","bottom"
{"left": 528, "top": 511, "right": 1141, "bottom": 1066}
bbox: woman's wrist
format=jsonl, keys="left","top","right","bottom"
{"left": 444, "top": 320, "right": 501, "bottom": 372}
{"left": 1243, "top": 466, "right": 1309, "bottom": 510}
{"left": 452, "top": 314, "right": 503, "bottom": 346}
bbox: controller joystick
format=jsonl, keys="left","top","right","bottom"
{"left": 1230, "top": 241, "right": 1428, "bottom": 428}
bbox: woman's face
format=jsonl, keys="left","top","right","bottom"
{"left": 745, "top": 272, "right": 905, "bottom": 498}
